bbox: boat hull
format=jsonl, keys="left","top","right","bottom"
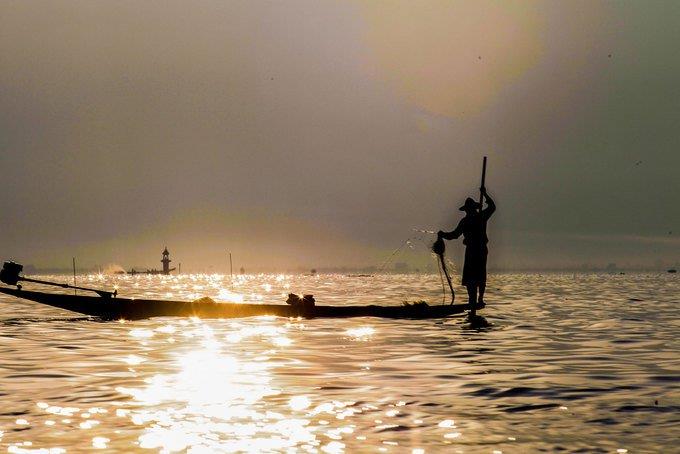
{"left": 0, "top": 287, "right": 481, "bottom": 320}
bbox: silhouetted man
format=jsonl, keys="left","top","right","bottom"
{"left": 438, "top": 189, "right": 495, "bottom": 307}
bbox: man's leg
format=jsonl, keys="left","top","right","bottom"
{"left": 466, "top": 285, "right": 476, "bottom": 306}
{"left": 466, "top": 285, "right": 477, "bottom": 317}
{"left": 478, "top": 247, "right": 488, "bottom": 305}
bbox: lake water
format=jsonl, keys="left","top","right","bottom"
{"left": 0, "top": 273, "right": 677, "bottom": 453}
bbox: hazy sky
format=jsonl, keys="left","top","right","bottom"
{"left": 1, "top": 0, "right": 679, "bottom": 271}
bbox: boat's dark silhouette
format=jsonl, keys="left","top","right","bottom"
{"left": 0, "top": 287, "right": 482, "bottom": 320}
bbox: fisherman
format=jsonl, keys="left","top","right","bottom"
{"left": 437, "top": 188, "right": 495, "bottom": 307}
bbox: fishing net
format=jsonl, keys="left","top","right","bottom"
{"left": 431, "top": 237, "right": 445, "bottom": 256}
{"left": 432, "top": 237, "right": 455, "bottom": 304}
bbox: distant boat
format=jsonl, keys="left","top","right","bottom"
{"left": 668, "top": 269, "right": 677, "bottom": 273}
{"left": 127, "top": 268, "right": 176, "bottom": 276}
{"left": 0, "top": 287, "right": 483, "bottom": 321}
{"left": 127, "top": 247, "right": 176, "bottom": 275}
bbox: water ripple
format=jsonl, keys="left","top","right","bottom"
{"left": 0, "top": 272, "right": 677, "bottom": 452}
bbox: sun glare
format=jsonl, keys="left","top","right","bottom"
{"left": 345, "top": 326, "right": 375, "bottom": 340}
{"left": 114, "top": 317, "right": 319, "bottom": 452}
{"left": 217, "top": 288, "right": 245, "bottom": 303}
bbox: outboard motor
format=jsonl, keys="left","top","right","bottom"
{"left": 0, "top": 261, "right": 23, "bottom": 286}
{"left": 0, "top": 260, "right": 116, "bottom": 297}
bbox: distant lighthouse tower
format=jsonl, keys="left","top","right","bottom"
{"left": 161, "top": 247, "right": 172, "bottom": 275}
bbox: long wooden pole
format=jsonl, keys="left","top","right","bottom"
{"left": 20, "top": 276, "right": 115, "bottom": 298}
{"left": 470, "top": 156, "right": 487, "bottom": 318}
{"left": 229, "top": 252, "right": 233, "bottom": 282}
{"left": 478, "top": 156, "right": 487, "bottom": 210}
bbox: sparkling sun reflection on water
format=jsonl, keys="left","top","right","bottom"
{"left": 116, "top": 318, "right": 315, "bottom": 453}
{"left": 0, "top": 273, "right": 678, "bottom": 452}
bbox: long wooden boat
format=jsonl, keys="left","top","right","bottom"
{"left": 0, "top": 287, "right": 481, "bottom": 321}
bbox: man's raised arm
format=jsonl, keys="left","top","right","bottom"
{"left": 482, "top": 189, "right": 496, "bottom": 219}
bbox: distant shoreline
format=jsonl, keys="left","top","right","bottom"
{"left": 17, "top": 268, "right": 677, "bottom": 276}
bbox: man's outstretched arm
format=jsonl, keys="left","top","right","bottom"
{"left": 438, "top": 219, "right": 464, "bottom": 240}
